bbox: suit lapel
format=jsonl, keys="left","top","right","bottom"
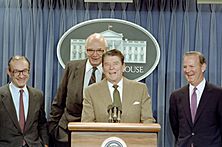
{"left": 73, "top": 60, "right": 87, "bottom": 102}
{"left": 181, "top": 85, "right": 193, "bottom": 126}
{"left": 24, "top": 87, "right": 37, "bottom": 132}
{"left": 100, "top": 79, "right": 112, "bottom": 105}
{"left": 75, "top": 59, "right": 87, "bottom": 86}
{"left": 121, "top": 78, "right": 134, "bottom": 119}
{"left": 1, "top": 85, "right": 21, "bottom": 131}
{"left": 194, "top": 82, "right": 210, "bottom": 124}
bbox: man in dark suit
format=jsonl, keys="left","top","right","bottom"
{"left": 0, "top": 55, "right": 49, "bottom": 147}
{"left": 169, "top": 51, "right": 222, "bottom": 147}
{"left": 48, "top": 33, "right": 107, "bottom": 147}
{"left": 81, "top": 49, "right": 155, "bottom": 123}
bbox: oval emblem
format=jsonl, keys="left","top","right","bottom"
{"left": 101, "top": 137, "right": 127, "bottom": 147}
{"left": 57, "top": 18, "right": 160, "bottom": 81}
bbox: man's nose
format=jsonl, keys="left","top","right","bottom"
{"left": 109, "top": 64, "right": 114, "bottom": 69}
{"left": 92, "top": 50, "right": 99, "bottom": 56}
{"left": 18, "top": 71, "right": 26, "bottom": 77}
{"left": 184, "top": 67, "right": 190, "bottom": 73}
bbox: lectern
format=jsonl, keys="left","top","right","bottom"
{"left": 68, "top": 122, "right": 161, "bottom": 147}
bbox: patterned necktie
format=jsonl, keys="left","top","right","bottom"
{"left": 19, "top": 89, "right": 25, "bottom": 132}
{"left": 191, "top": 87, "right": 197, "bottom": 122}
{"left": 113, "top": 85, "right": 122, "bottom": 108}
{"left": 88, "top": 67, "right": 97, "bottom": 85}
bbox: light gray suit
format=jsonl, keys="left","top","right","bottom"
{"left": 0, "top": 84, "right": 48, "bottom": 147}
{"left": 81, "top": 77, "right": 155, "bottom": 123}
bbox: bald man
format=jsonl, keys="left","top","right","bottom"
{"left": 48, "top": 33, "right": 108, "bottom": 147}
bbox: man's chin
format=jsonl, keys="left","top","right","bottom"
{"left": 17, "top": 83, "right": 26, "bottom": 88}
{"left": 91, "top": 61, "right": 101, "bottom": 66}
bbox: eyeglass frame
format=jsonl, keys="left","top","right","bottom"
{"left": 86, "top": 48, "right": 105, "bottom": 56}
{"left": 11, "top": 69, "right": 30, "bottom": 76}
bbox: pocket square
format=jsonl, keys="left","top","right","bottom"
{"left": 133, "top": 101, "right": 140, "bottom": 105}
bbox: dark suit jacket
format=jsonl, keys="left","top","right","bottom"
{"left": 169, "top": 82, "right": 222, "bottom": 147}
{"left": 0, "top": 84, "right": 48, "bottom": 147}
{"left": 81, "top": 77, "right": 155, "bottom": 123}
{"left": 48, "top": 59, "right": 86, "bottom": 142}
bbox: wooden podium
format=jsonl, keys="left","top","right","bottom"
{"left": 68, "top": 122, "right": 161, "bottom": 147}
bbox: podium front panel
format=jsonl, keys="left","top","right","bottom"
{"left": 71, "top": 132, "right": 157, "bottom": 147}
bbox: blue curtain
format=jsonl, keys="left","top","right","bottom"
{"left": 1, "top": 0, "right": 222, "bottom": 146}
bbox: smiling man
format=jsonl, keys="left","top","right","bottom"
{"left": 81, "top": 49, "right": 155, "bottom": 123}
{"left": 169, "top": 51, "right": 222, "bottom": 147}
{"left": 48, "top": 33, "right": 108, "bottom": 147}
{"left": 0, "top": 55, "right": 48, "bottom": 147}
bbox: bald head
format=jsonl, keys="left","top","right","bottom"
{"left": 85, "top": 33, "right": 108, "bottom": 67}
{"left": 85, "top": 33, "right": 108, "bottom": 48}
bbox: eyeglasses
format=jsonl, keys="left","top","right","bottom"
{"left": 12, "top": 69, "right": 30, "bottom": 76}
{"left": 86, "top": 49, "right": 105, "bottom": 56}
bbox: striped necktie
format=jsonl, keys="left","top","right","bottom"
{"left": 88, "top": 67, "right": 97, "bottom": 85}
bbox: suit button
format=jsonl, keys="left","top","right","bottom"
{"left": 191, "top": 132, "right": 195, "bottom": 136}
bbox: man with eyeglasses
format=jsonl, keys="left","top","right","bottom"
{"left": 0, "top": 55, "right": 49, "bottom": 147}
{"left": 48, "top": 33, "right": 108, "bottom": 147}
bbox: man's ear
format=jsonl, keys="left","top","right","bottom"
{"left": 7, "top": 68, "right": 12, "bottom": 78}
{"left": 201, "top": 63, "right": 207, "bottom": 72}
{"left": 122, "top": 63, "right": 126, "bottom": 72}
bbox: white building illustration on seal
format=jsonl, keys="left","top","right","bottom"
{"left": 70, "top": 29, "right": 147, "bottom": 63}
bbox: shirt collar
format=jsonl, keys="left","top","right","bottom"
{"left": 189, "top": 78, "right": 206, "bottom": 92}
{"left": 9, "top": 82, "right": 28, "bottom": 95}
{"left": 107, "top": 78, "right": 123, "bottom": 89}
{"left": 85, "top": 59, "right": 103, "bottom": 73}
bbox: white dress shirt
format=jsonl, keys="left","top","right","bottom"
{"left": 189, "top": 78, "right": 206, "bottom": 108}
{"left": 9, "top": 82, "right": 29, "bottom": 121}
{"left": 83, "top": 59, "right": 103, "bottom": 88}
{"left": 107, "top": 78, "right": 123, "bottom": 102}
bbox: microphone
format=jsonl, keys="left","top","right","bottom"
{"left": 117, "top": 106, "right": 122, "bottom": 123}
{"left": 107, "top": 105, "right": 113, "bottom": 123}
{"left": 113, "top": 106, "right": 118, "bottom": 122}
{"left": 107, "top": 104, "right": 122, "bottom": 123}
{"left": 112, "top": 102, "right": 122, "bottom": 123}
{"left": 112, "top": 105, "right": 122, "bottom": 123}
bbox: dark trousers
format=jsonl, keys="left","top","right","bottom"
{"left": 54, "top": 140, "right": 69, "bottom": 147}
{"left": 49, "top": 134, "right": 69, "bottom": 147}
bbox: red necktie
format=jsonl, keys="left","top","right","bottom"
{"left": 19, "top": 89, "right": 25, "bottom": 132}
{"left": 190, "top": 87, "right": 197, "bottom": 123}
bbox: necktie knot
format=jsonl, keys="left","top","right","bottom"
{"left": 20, "top": 89, "right": 24, "bottom": 94}
{"left": 92, "top": 66, "right": 97, "bottom": 73}
{"left": 193, "top": 87, "right": 197, "bottom": 92}
{"left": 113, "top": 85, "right": 118, "bottom": 89}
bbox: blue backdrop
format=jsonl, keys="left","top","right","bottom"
{"left": 1, "top": 0, "right": 222, "bottom": 146}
